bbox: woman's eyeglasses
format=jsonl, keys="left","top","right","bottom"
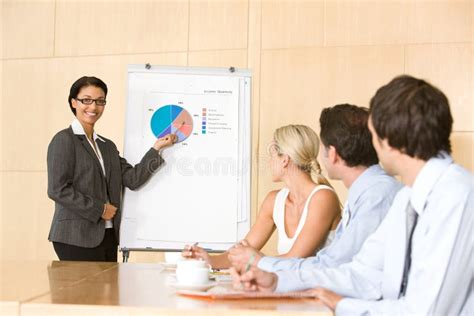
{"left": 75, "top": 98, "right": 107, "bottom": 106}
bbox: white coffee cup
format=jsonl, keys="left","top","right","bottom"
{"left": 164, "top": 252, "right": 184, "bottom": 264}
{"left": 176, "top": 259, "right": 208, "bottom": 269}
{"left": 176, "top": 267, "right": 209, "bottom": 285}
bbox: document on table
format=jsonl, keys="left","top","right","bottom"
{"left": 177, "top": 287, "right": 317, "bottom": 300}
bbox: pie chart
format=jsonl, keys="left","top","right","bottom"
{"left": 150, "top": 105, "right": 193, "bottom": 143}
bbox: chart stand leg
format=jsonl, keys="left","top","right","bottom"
{"left": 122, "top": 250, "right": 130, "bottom": 263}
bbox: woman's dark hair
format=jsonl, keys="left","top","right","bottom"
{"left": 68, "top": 76, "right": 108, "bottom": 115}
{"left": 369, "top": 75, "right": 452, "bottom": 161}
{"left": 319, "top": 104, "right": 378, "bottom": 167}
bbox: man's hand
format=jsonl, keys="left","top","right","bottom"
{"left": 307, "top": 287, "right": 344, "bottom": 311}
{"left": 228, "top": 245, "right": 263, "bottom": 272}
{"left": 230, "top": 266, "right": 278, "bottom": 293}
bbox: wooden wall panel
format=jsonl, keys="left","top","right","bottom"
{"left": 259, "top": 45, "right": 404, "bottom": 150}
{"left": 405, "top": 43, "right": 473, "bottom": 131}
{"left": 0, "top": 61, "right": 4, "bottom": 171}
{"left": 0, "top": 172, "right": 4, "bottom": 251}
{"left": 0, "top": 172, "right": 56, "bottom": 261}
{"left": 189, "top": 0, "right": 248, "bottom": 50}
{"left": 188, "top": 49, "right": 247, "bottom": 68}
{"left": 55, "top": 0, "right": 189, "bottom": 56}
{"left": 406, "top": 0, "right": 472, "bottom": 44}
{"left": 248, "top": 0, "right": 263, "bottom": 227}
{"left": 325, "top": 0, "right": 409, "bottom": 46}
{"left": 319, "top": 45, "right": 405, "bottom": 108}
{"left": 452, "top": 132, "right": 474, "bottom": 172}
{"left": 261, "top": 0, "right": 324, "bottom": 49}
{"left": 325, "top": 0, "right": 471, "bottom": 46}
{"left": 2, "top": 0, "right": 55, "bottom": 59}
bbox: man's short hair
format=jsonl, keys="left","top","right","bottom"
{"left": 370, "top": 75, "right": 452, "bottom": 161}
{"left": 320, "top": 103, "right": 379, "bottom": 167}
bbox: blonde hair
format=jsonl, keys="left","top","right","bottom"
{"left": 273, "top": 124, "right": 333, "bottom": 188}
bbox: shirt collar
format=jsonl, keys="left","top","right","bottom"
{"left": 71, "top": 118, "right": 105, "bottom": 142}
{"left": 346, "top": 164, "right": 386, "bottom": 210}
{"left": 410, "top": 152, "right": 453, "bottom": 215}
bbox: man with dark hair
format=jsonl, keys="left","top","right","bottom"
{"left": 228, "top": 104, "right": 401, "bottom": 273}
{"left": 232, "top": 76, "right": 473, "bottom": 315}
{"left": 319, "top": 104, "right": 378, "bottom": 167}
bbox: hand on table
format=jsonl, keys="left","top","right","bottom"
{"left": 304, "top": 287, "right": 344, "bottom": 311}
{"left": 230, "top": 266, "right": 278, "bottom": 293}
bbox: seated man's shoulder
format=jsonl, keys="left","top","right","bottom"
{"left": 363, "top": 174, "right": 402, "bottom": 199}
{"left": 355, "top": 184, "right": 409, "bottom": 218}
{"left": 436, "top": 163, "right": 473, "bottom": 196}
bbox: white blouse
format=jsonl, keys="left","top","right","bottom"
{"left": 273, "top": 185, "right": 336, "bottom": 255}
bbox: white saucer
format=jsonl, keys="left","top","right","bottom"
{"left": 169, "top": 281, "right": 217, "bottom": 291}
{"left": 160, "top": 262, "right": 177, "bottom": 269}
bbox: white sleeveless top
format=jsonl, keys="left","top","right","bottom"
{"left": 273, "top": 185, "right": 336, "bottom": 255}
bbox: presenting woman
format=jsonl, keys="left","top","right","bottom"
{"left": 47, "top": 76, "right": 176, "bottom": 262}
{"left": 183, "top": 124, "right": 341, "bottom": 269}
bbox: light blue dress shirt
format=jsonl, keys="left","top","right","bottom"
{"left": 274, "top": 154, "right": 474, "bottom": 315}
{"left": 258, "top": 164, "right": 402, "bottom": 272}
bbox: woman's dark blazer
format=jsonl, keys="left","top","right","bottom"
{"left": 47, "top": 126, "right": 164, "bottom": 248}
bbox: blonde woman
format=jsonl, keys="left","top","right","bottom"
{"left": 183, "top": 124, "right": 341, "bottom": 269}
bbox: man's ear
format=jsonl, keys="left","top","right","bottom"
{"left": 328, "top": 145, "right": 338, "bottom": 164}
{"left": 379, "top": 137, "right": 394, "bottom": 152}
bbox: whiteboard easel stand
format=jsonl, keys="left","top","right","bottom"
{"left": 119, "top": 64, "right": 251, "bottom": 263}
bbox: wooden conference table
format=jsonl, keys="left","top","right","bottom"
{"left": 1, "top": 260, "right": 331, "bottom": 316}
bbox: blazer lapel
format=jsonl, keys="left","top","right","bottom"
{"left": 96, "top": 140, "right": 112, "bottom": 183}
{"left": 76, "top": 135, "right": 104, "bottom": 179}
